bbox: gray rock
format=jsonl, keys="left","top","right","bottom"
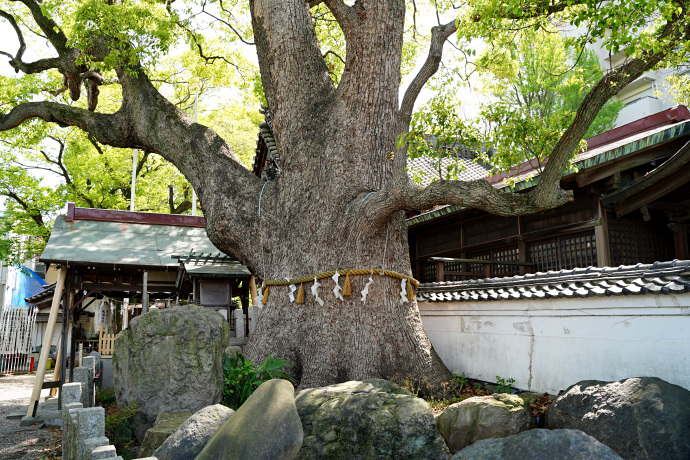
{"left": 139, "top": 412, "right": 192, "bottom": 457}
{"left": 436, "top": 393, "right": 534, "bottom": 453}
{"left": 152, "top": 404, "right": 234, "bottom": 460}
{"left": 224, "top": 345, "right": 242, "bottom": 358}
{"left": 196, "top": 379, "right": 302, "bottom": 460}
{"left": 295, "top": 379, "right": 449, "bottom": 460}
{"left": 546, "top": 377, "right": 690, "bottom": 460}
{"left": 113, "top": 305, "right": 230, "bottom": 441}
{"left": 451, "top": 429, "right": 623, "bottom": 460}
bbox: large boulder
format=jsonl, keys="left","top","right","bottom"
{"left": 113, "top": 305, "right": 230, "bottom": 441}
{"left": 451, "top": 429, "right": 623, "bottom": 460}
{"left": 545, "top": 377, "right": 690, "bottom": 460}
{"left": 436, "top": 393, "right": 535, "bottom": 453}
{"left": 295, "top": 379, "right": 450, "bottom": 460}
{"left": 153, "top": 404, "right": 235, "bottom": 460}
{"left": 196, "top": 379, "right": 303, "bottom": 460}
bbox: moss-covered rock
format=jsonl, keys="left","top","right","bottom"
{"left": 113, "top": 305, "right": 230, "bottom": 441}
{"left": 196, "top": 379, "right": 302, "bottom": 460}
{"left": 295, "top": 379, "right": 449, "bottom": 459}
{"left": 138, "top": 412, "right": 192, "bottom": 457}
{"left": 436, "top": 394, "right": 534, "bottom": 453}
{"left": 546, "top": 377, "right": 690, "bottom": 459}
{"left": 451, "top": 429, "right": 623, "bottom": 460}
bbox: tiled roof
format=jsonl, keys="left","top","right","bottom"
{"left": 183, "top": 258, "right": 252, "bottom": 278}
{"left": 406, "top": 118, "right": 690, "bottom": 227}
{"left": 417, "top": 260, "right": 690, "bottom": 302}
{"left": 497, "top": 119, "right": 690, "bottom": 192}
{"left": 41, "top": 215, "right": 229, "bottom": 268}
{"left": 26, "top": 283, "right": 56, "bottom": 304}
{"left": 407, "top": 153, "right": 492, "bottom": 186}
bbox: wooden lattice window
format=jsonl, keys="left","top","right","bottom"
{"left": 443, "top": 261, "right": 464, "bottom": 282}
{"left": 466, "top": 253, "right": 490, "bottom": 276}
{"left": 529, "top": 232, "right": 596, "bottom": 273}
{"left": 421, "top": 262, "right": 437, "bottom": 283}
{"left": 493, "top": 247, "right": 521, "bottom": 276}
{"left": 608, "top": 215, "right": 674, "bottom": 266}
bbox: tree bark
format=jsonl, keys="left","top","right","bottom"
{"left": 240, "top": 0, "right": 451, "bottom": 387}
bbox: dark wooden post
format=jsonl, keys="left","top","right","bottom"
{"left": 58, "top": 268, "right": 73, "bottom": 408}
{"left": 435, "top": 260, "right": 445, "bottom": 282}
{"left": 595, "top": 201, "right": 612, "bottom": 267}
{"left": 672, "top": 223, "right": 689, "bottom": 259}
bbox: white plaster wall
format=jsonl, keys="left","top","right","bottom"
{"left": 419, "top": 294, "right": 690, "bottom": 394}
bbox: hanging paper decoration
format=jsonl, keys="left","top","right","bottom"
{"left": 94, "top": 298, "right": 105, "bottom": 332}
{"left": 311, "top": 277, "right": 324, "bottom": 306}
{"left": 343, "top": 274, "right": 352, "bottom": 296}
{"left": 399, "top": 278, "right": 408, "bottom": 304}
{"left": 296, "top": 283, "right": 305, "bottom": 304}
{"left": 262, "top": 286, "right": 269, "bottom": 305}
{"left": 361, "top": 271, "right": 375, "bottom": 304}
{"left": 255, "top": 283, "right": 264, "bottom": 305}
{"left": 332, "top": 271, "right": 343, "bottom": 301}
{"left": 286, "top": 278, "right": 297, "bottom": 303}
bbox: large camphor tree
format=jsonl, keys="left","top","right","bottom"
{"left": 1, "top": 0, "right": 689, "bottom": 387}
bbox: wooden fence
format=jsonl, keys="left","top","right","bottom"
{"left": 98, "top": 325, "right": 117, "bottom": 358}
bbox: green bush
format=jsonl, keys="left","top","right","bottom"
{"left": 222, "top": 353, "right": 294, "bottom": 410}
{"left": 96, "top": 386, "right": 116, "bottom": 406}
{"left": 105, "top": 402, "right": 138, "bottom": 459}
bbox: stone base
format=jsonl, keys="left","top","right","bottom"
{"left": 227, "top": 337, "right": 248, "bottom": 347}
{"left": 138, "top": 412, "right": 192, "bottom": 457}
{"left": 9, "top": 398, "right": 62, "bottom": 426}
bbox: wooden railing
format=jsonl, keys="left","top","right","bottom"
{"left": 98, "top": 325, "right": 117, "bottom": 358}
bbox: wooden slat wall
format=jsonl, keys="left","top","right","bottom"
{"left": 98, "top": 325, "right": 117, "bottom": 358}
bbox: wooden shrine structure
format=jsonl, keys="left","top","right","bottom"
{"left": 27, "top": 205, "right": 252, "bottom": 416}
{"left": 408, "top": 105, "right": 690, "bottom": 282}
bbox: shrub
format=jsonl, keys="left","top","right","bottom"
{"left": 105, "top": 402, "right": 138, "bottom": 459}
{"left": 222, "top": 353, "right": 294, "bottom": 410}
{"left": 95, "top": 386, "right": 116, "bottom": 406}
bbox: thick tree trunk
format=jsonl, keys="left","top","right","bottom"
{"left": 238, "top": 0, "right": 451, "bottom": 388}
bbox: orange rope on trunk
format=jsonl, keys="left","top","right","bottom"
{"left": 262, "top": 269, "right": 419, "bottom": 290}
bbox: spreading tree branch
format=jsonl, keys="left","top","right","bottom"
{"left": 398, "top": 20, "right": 457, "bottom": 132}
{"left": 2, "top": 191, "right": 45, "bottom": 229}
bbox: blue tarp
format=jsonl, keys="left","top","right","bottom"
{"left": 6, "top": 266, "right": 47, "bottom": 308}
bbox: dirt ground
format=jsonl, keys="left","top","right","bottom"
{"left": 0, "top": 373, "right": 62, "bottom": 459}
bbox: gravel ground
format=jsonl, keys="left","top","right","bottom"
{"left": 0, "top": 373, "right": 62, "bottom": 459}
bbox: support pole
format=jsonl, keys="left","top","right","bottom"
{"left": 142, "top": 271, "right": 148, "bottom": 314}
{"left": 48, "top": 342, "right": 62, "bottom": 397}
{"left": 27, "top": 267, "right": 67, "bottom": 417}
{"left": 249, "top": 276, "right": 258, "bottom": 306}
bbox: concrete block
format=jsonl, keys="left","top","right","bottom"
{"left": 248, "top": 305, "right": 260, "bottom": 334}
{"left": 19, "top": 416, "right": 42, "bottom": 427}
{"left": 91, "top": 444, "right": 117, "bottom": 459}
{"left": 233, "top": 309, "right": 246, "bottom": 338}
{"left": 76, "top": 407, "right": 105, "bottom": 460}
{"left": 83, "top": 356, "right": 96, "bottom": 372}
{"left": 74, "top": 366, "right": 95, "bottom": 408}
{"left": 84, "top": 436, "right": 110, "bottom": 459}
{"left": 101, "top": 357, "right": 113, "bottom": 388}
{"left": 89, "top": 351, "right": 102, "bottom": 373}
{"left": 63, "top": 382, "right": 83, "bottom": 406}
